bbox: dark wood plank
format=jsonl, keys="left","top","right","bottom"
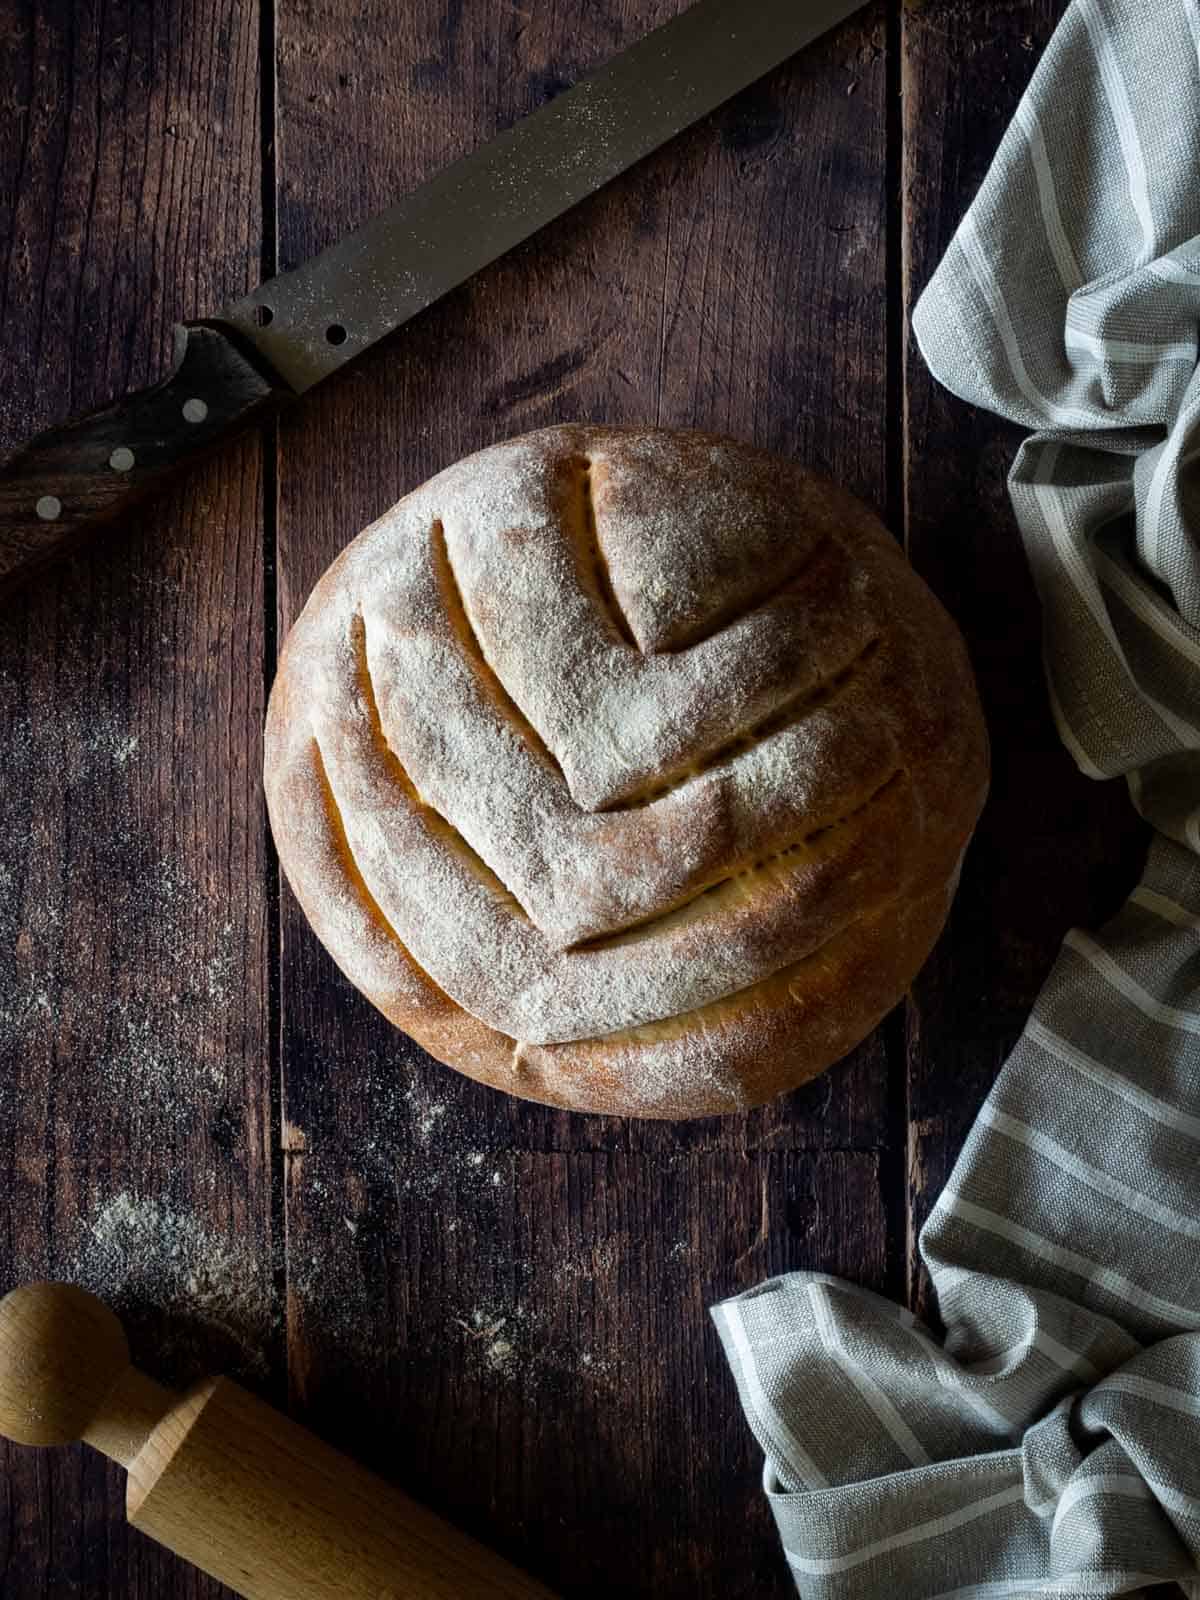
{"left": 274, "top": 0, "right": 895, "bottom": 1159}
{"left": 273, "top": 1, "right": 896, "bottom": 1594}
{"left": 286, "top": 1142, "right": 889, "bottom": 1598}
{"left": 0, "top": 2, "right": 272, "bottom": 1595}
{"left": 0, "top": 325, "right": 281, "bottom": 590}
{"left": 899, "top": 0, "right": 1150, "bottom": 1319}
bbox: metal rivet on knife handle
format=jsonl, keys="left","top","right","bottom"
{"left": 0, "top": 325, "right": 282, "bottom": 592}
{"left": 0, "top": 0, "right": 867, "bottom": 591}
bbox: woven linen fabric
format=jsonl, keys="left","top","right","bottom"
{"left": 712, "top": 2, "right": 1200, "bottom": 1596}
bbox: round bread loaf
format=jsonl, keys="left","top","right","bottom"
{"left": 265, "top": 426, "right": 988, "bottom": 1118}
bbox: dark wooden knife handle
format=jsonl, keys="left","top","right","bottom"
{"left": 0, "top": 322, "right": 284, "bottom": 590}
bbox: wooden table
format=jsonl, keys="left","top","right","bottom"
{"left": 0, "top": 3, "right": 1149, "bottom": 1595}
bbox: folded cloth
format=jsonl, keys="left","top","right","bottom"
{"left": 712, "top": 3, "right": 1200, "bottom": 1596}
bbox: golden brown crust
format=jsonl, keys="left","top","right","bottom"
{"left": 265, "top": 425, "right": 988, "bottom": 1118}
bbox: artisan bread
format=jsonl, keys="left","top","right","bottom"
{"left": 265, "top": 426, "right": 988, "bottom": 1117}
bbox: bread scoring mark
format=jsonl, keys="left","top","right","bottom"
{"left": 431, "top": 518, "right": 566, "bottom": 779}
{"left": 568, "top": 767, "right": 904, "bottom": 954}
{"left": 581, "top": 895, "right": 899, "bottom": 1049}
{"left": 574, "top": 457, "right": 641, "bottom": 651}
{"left": 351, "top": 610, "right": 533, "bottom": 921}
{"left": 601, "top": 634, "right": 883, "bottom": 813}
{"left": 657, "top": 535, "right": 838, "bottom": 656}
{"left": 310, "top": 732, "right": 904, "bottom": 1064}
{"left": 311, "top": 734, "right": 411, "bottom": 948}
{"left": 311, "top": 736, "right": 521, "bottom": 1040}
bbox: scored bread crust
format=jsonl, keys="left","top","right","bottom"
{"left": 265, "top": 425, "right": 988, "bottom": 1118}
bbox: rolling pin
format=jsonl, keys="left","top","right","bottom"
{"left": 0, "top": 1282, "right": 560, "bottom": 1600}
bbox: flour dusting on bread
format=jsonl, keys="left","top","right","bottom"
{"left": 265, "top": 427, "right": 988, "bottom": 1117}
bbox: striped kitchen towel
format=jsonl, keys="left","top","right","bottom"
{"left": 713, "top": 2, "right": 1200, "bottom": 1596}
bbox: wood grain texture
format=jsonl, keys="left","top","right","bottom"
{"left": 273, "top": 0, "right": 894, "bottom": 1158}
{"left": 0, "top": 0, "right": 1154, "bottom": 1595}
{"left": 273, "top": 2, "right": 894, "bottom": 1595}
{"left": 285, "top": 1146, "right": 888, "bottom": 1599}
{"left": 898, "top": 0, "right": 1150, "bottom": 1319}
{"left": 0, "top": 2, "right": 270, "bottom": 1597}
{"left": 125, "top": 1373, "right": 561, "bottom": 1600}
{"left": 0, "top": 325, "right": 281, "bottom": 590}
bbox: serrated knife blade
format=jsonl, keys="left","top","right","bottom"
{"left": 223, "top": 0, "right": 868, "bottom": 392}
{"left": 0, "top": 0, "right": 867, "bottom": 587}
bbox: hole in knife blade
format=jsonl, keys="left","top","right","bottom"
{"left": 252, "top": 304, "right": 274, "bottom": 327}
{"left": 325, "top": 323, "right": 348, "bottom": 346}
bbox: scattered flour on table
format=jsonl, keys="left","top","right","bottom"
{"left": 61, "top": 1192, "right": 278, "bottom": 1385}
{"left": 450, "top": 1297, "right": 617, "bottom": 1387}
{"left": 455, "top": 1307, "right": 520, "bottom": 1375}
{"left": 0, "top": 691, "right": 246, "bottom": 1126}
{"left": 0, "top": 685, "right": 654, "bottom": 1400}
{"left": 404, "top": 1081, "right": 449, "bottom": 1143}
{"left": 286, "top": 1090, "right": 641, "bottom": 1396}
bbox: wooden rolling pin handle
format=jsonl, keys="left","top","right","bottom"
{"left": 0, "top": 1283, "right": 559, "bottom": 1600}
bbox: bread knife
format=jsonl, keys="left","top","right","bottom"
{"left": 0, "top": 0, "right": 867, "bottom": 590}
